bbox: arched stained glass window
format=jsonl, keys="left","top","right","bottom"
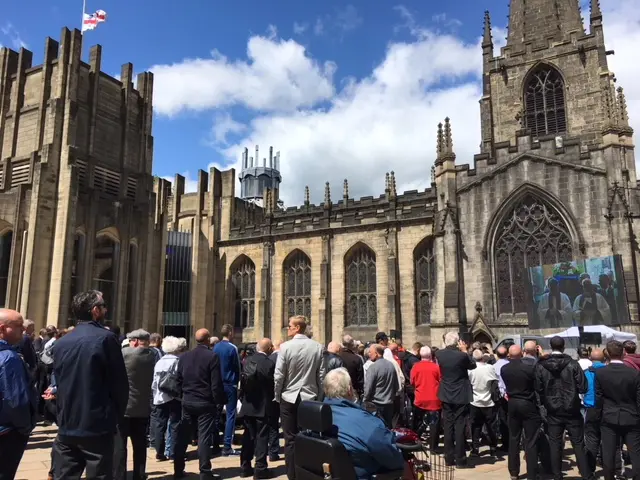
{"left": 524, "top": 66, "right": 567, "bottom": 137}
{"left": 231, "top": 256, "right": 256, "bottom": 329}
{"left": 284, "top": 250, "right": 312, "bottom": 324}
{"left": 415, "top": 238, "right": 436, "bottom": 325}
{"left": 494, "top": 195, "right": 573, "bottom": 315}
{"left": 345, "top": 243, "right": 377, "bottom": 326}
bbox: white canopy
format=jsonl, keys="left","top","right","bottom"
{"left": 545, "top": 325, "right": 637, "bottom": 343}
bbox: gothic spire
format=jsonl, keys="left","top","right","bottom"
{"left": 389, "top": 171, "right": 397, "bottom": 198}
{"left": 444, "top": 117, "right": 453, "bottom": 154}
{"left": 324, "top": 182, "right": 331, "bottom": 209}
{"left": 618, "top": 87, "right": 629, "bottom": 126}
{"left": 343, "top": 179, "right": 349, "bottom": 201}
{"left": 482, "top": 11, "right": 493, "bottom": 49}
{"left": 590, "top": 0, "right": 602, "bottom": 22}
{"left": 430, "top": 165, "right": 436, "bottom": 185}
{"left": 304, "top": 185, "right": 310, "bottom": 206}
{"left": 385, "top": 172, "right": 390, "bottom": 193}
{"left": 436, "top": 122, "right": 444, "bottom": 159}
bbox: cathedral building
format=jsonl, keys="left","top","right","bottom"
{"left": 0, "top": 0, "right": 638, "bottom": 345}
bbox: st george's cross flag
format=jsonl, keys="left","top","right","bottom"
{"left": 82, "top": 9, "right": 107, "bottom": 32}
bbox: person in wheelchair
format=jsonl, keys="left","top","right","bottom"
{"left": 322, "top": 368, "right": 405, "bottom": 479}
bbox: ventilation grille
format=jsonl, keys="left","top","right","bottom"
{"left": 76, "top": 160, "right": 88, "bottom": 190}
{"left": 10, "top": 160, "right": 30, "bottom": 188}
{"left": 126, "top": 177, "right": 137, "bottom": 200}
{"left": 94, "top": 166, "right": 121, "bottom": 197}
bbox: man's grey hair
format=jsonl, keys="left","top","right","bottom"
{"left": 23, "top": 319, "right": 34, "bottom": 329}
{"left": 127, "top": 329, "right": 150, "bottom": 341}
{"left": 443, "top": 331, "right": 459, "bottom": 348}
{"left": 162, "top": 336, "right": 181, "bottom": 354}
{"left": 342, "top": 334, "right": 355, "bottom": 349}
{"left": 419, "top": 346, "right": 432, "bottom": 360}
{"left": 472, "top": 349, "right": 484, "bottom": 362}
{"left": 210, "top": 336, "right": 219, "bottom": 346}
{"left": 323, "top": 368, "right": 353, "bottom": 400}
{"left": 177, "top": 337, "right": 188, "bottom": 351}
{"left": 305, "top": 326, "right": 313, "bottom": 338}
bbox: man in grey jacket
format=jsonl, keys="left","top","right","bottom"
{"left": 114, "top": 329, "right": 156, "bottom": 480}
{"left": 364, "top": 344, "right": 399, "bottom": 428}
{"left": 274, "top": 316, "right": 325, "bottom": 480}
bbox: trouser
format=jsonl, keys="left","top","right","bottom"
{"left": 413, "top": 407, "right": 441, "bottom": 452}
{"left": 113, "top": 417, "right": 149, "bottom": 480}
{"left": 470, "top": 405, "right": 497, "bottom": 452}
{"left": 374, "top": 403, "right": 395, "bottom": 429}
{"left": 496, "top": 397, "right": 509, "bottom": 450}
{"left": 0, "top": 430, "right": 29, "bottom": 480}
{"left": 152, "top": 400, "right": 181, "bottom": 458}
{"left": 223, "top": 385, "right": 238, "bottom": 451}
{"left": 268, "top": 403, "right": 280, "bottom": 457}
{"left": 52, "top": 433, "right": 113, "bottom": 480}
{"left": 441, "top": 402, "right": 469, "bottom": 466}
{"left": 601, "top": 423, "right": 640, "bottom": 480}
{"left": 547, "top": 415, "right": 591, "bottom": 480}
{"left": 174, "top": 403, "right": 217, "bottom": 478}
{"left": 507, "top": 399, "right": 540, "bottom": 480}
{"left": 280, "top": 396, "right": 301, "bottom": 480}
{"left": 584, "top": 407, "right": 624, "bottom": 475}
{"left": 241, "top": 416, "right": 272, "bottom": 474}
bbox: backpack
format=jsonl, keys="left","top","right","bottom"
{"left": 240, "top": 359, "right": 260, "bottom": 396}
{"left": 39, "top": 340, "right": 55, "bottom": 366}
{"left": 158, "top": 361, "right": 181, "bottom": 398}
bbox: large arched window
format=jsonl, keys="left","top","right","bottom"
{"left": 0, "top": 230, "right": 12, "bottom": 308}
{"left": 345, "top": 243, "right": 377, "bottom": 326}
{"left": 414, "top": 237, "right": 436, "bottom": 325}
{"left": 231, "top": 256, "right": 256, "bottom": 329}
{"left": 283, "top": 250, "right": 311, "bottom": 324}
{"left": 524, "top": 65, "right": 567, "bottom": 137}
{"left": 494, "top": 195, "right": 573, "bottom": 315}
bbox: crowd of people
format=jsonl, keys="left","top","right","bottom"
{"left": 1, "top": 289, "right": 640, "bottom": 480}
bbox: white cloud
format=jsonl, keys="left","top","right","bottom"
{"left": 150, "top": 34, "right": 336, "bottom": 116}
{"left": 210, "top": 112, "right": 246, "bottom": 145}
{"left": 313, "top": 18, "right": 324, "bottom": 36}
{"left": 1, "top": 23, "right": 28, "bottom": 50}
{"left": 334, "top": 5, "right": 363, "bottom": 33}
{"left": 293, "top": 22, "right": 308, "bottom": 35}
{"left": 161, "top": 172, "right": 199, "bottom": 193}
{"left": 155, "top": 0, "right": 640, "bottom": 208}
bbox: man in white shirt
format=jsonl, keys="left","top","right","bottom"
{"left": 274, "top": 316, "right": 325, "bottom": 480}
{"left": 468, "top": 349, "right": 500, "bottom": 457}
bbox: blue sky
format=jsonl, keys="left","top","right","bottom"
{"left": 2, "top": 0, "right": 638, "bottom": 205}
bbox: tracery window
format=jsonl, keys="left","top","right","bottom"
{"left": 345, "top": 243, "right": 377, "bottom": 326}
{"left": 415, "top": 238, "right": 436, "bottom": 325}
{"left": 524, "top": 66, "right": 567, "bottom": 137}
{"left": 231, "top": 256, "right": 256, "bottom": 329}
{"left": 284, "top": 250, "right": 311, "bottom": 324}
{"left": 494, "top": 195, "right": 573, "bottom": 315}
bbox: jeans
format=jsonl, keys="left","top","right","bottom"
{"left": 223, "top": 385, "right": 238, "bottom": 451}
{"left": 152, "top": 401, "right": 181, "bottom": 459}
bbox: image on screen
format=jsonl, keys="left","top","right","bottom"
{"left": 525, "top": 255, "right": 630, "bottom": 329}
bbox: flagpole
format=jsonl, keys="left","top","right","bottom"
{"left": 81, "top": 0, "right": 86, "bottom": 34}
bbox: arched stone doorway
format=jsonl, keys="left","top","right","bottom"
{"left": 473, "top": 331, "right": 493, "bottom": 346}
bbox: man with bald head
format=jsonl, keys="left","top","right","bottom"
{"left": 338, "top": 334, "right": 365, "bottom": 399}
{"left": 500, "top": 343, "right": 541, "bottom": 480}
{"left": 173, "top": 328, "right": 225, "bottom": 479}
{"left": 239, "top": 338, "right": 277, "bottom": 478}
{"left": 0, "top": 309, "right": 36, "bottom": 479}
{"left": 324, "top": 341, "right": 345, "bottom": 373}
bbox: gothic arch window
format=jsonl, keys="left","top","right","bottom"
{"left": 345, "top": 243, "right": 377, "bottom": 326}
{"left": 283, "top": 250, "right": 311, "bottom": 325}
{"left": 524, "top": 65, "right": 567, "bottom": 137}
{"left": 0, "top": 230, "right": 12, "bottom": 308}
{"left": 494, "top": 194, "right": 573, "bottom": 315}
{"left": 414, "top": 238, "right": 436, "bottom": 325}
{"left": 231, "top": 255, "right": 255, "bottom": 329}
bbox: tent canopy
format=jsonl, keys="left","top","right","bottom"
{"left": 544, "top": 325, "right": 637, "bottom": 343}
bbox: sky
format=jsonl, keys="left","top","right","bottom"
{"left": 2, "top": 0, "right": 639, "bottom": 207}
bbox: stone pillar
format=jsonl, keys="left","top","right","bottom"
{"left": 258, "top": 241, "right": 273, "bottom": 338}
{"left": 319, "top": 234, "right": 332, "bottom": 344}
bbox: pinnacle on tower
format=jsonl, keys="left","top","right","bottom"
{"left": 482, "top": 11, "right": 493, "bottom": 49}
{"left": 324, "top": 182, "right": 331, "bottom": 208}
{"left": 590, "top": 0, "right": 602, "bottom": 22}
{"left": 436, "top": 122, "right": 444, "bottom": 158}
{"left": 343, "top": 179, "right": 349, "bottom": 200}
{"left": 430, "top": 165, "right": 436, "bottom": 185}
{"left": 389, "top": 171, "right": 397, "bottom": 198}
{"left": 617, "top": 87, "right": 629, "bottom": 126}
{"left": 304, "top": 185, "right": 310, "bottom": 206}
{"left": 385, "top": 172, "right": 390, "bottom": 193}
{"left": 444, "top": 117, "right": 453, "bottom": 154}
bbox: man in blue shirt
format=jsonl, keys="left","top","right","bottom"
{"left": 213, "top": 323, "right": 241, "bottom": 456}
{"left": 323, "top": 367, "right": 405, "bottom": 479}
{"left": 0, "top": 308, "right": 37, "bottom": 479}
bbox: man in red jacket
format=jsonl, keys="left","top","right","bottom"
{"left": 622, "top": 341, "right": 640, "bottom": 370}
{"left": 410, "top": 346, "right": 441, "bottom": 451}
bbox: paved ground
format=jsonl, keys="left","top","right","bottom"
{"left": 17, "top": 425, "right": 590, "bottom": 479}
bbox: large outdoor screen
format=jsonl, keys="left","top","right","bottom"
{"left": 526, "top": 255, "right": 630, "bottom": 329}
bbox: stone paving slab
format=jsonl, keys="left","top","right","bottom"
{"left": 17, "top": 426, "right": 588, "bottom": 479}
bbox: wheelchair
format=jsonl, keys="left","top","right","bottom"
{"left": 293, "top": 400, "right": 435, "bottom": 480}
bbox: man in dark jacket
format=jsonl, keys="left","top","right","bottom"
{"left": 0, "top": 309, "right": 37, "bottom": 480}
{"left": 435, "top": 332, "right": 475, "bottom": 468}
{"left": 174, "top": 328, "right": 226, "bottom": 479}
{"left": 239, "top": 338, "right": 277, "bottom": 479}
{"left": 623, "top": 340, "right": 640, "bottom": 371}
{"left": 51, "top": 290, "right": 129, "bottom": 479}
{"left": 337, "top": 335, "right": 364, "bottom": 397}
{"left": 324, "top": 341, "right": 344, "bottom": 373}
{"left": 534, "top": 336, "right": 590, "bottom": 480}
{"left": 114, "top": 329, "right": 156, "bottom": 480}
{"left": 267, "top": 340, "right": 281, "bottom": 461}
